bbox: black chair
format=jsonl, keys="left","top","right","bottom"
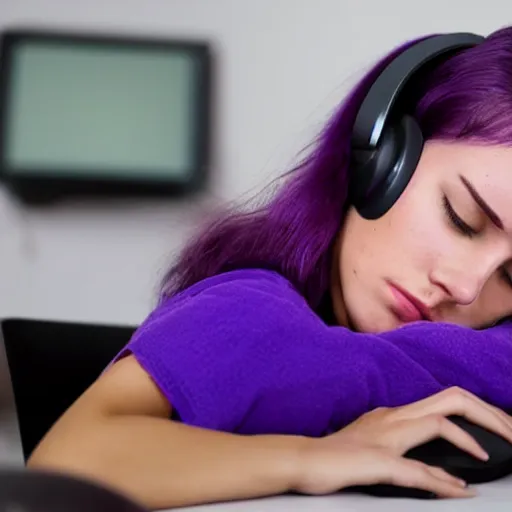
{"left": 1, "top": 318, "right": 136, "bottom": 461}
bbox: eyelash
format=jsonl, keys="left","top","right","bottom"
{"left": 443, "top": 195, "right": 512, "bottom": 288}
{"left": 442, "top": 195, "right": 477, "bottom": 238}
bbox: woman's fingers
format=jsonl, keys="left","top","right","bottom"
{"left": 392, "top": 414, "right": 489, "bottom": 460}
{"left": 389, "top": 458, "right": 477, "bottom": 499}
{"left": 427, "top": 465, "right": 466, "bottom": 488}
{"left": 395, "top": 387, "right": 512, "bottom": 444}
{"left": 450, "top": 389, "right": 512, "bottom": 442}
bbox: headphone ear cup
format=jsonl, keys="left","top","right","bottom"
{"left": 351, "top": 115, "right": 424, "bottom": 220}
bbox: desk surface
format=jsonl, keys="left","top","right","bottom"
{"left": 172, "top": 476, "right": 512, "bottom": 512}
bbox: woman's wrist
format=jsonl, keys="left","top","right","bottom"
{"left": 283, "top": 435, "right": 319, "bottom": 493}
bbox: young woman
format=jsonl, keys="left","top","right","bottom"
{"left": 27, "top": 27, "right": 512, "bottom": 510}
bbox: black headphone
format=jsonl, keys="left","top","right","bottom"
{"left": 349, "top": 32, "right": 485, "bottom": 220}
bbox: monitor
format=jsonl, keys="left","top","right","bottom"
{"left": 0, "top": 29, "right": 212, "bottom": 202}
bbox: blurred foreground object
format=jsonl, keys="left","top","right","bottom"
{"left": 0, "top": 467, "right": 148, "bottom": 512}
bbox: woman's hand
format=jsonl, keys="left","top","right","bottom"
{"left": 293, "top": 386, "right": 512, "bottom": 499}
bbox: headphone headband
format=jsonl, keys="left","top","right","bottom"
{"left": 349, "top": 31, "right": 485, "bottom": 219}
{"left": 351, "top": 32, "right": 485, "bottom": 150}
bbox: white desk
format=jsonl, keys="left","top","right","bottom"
{"left": 171, "top": 477, "right": 512, "bottom": 512}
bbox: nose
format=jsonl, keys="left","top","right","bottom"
{"left": 429, "top": 258, "right": 495, "bottom": 306}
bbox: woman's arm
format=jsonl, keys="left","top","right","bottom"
{"left": 84, "top": 274, "right": 512, "bottom": 438}
{"left": 26, "top": 286, "right": 512, "bottom": 509}
{"left": 315, "top": 319, "right": 512, "bottom": 429}
{"left": 372, "top": 319, "right": 512, "bottom": 410}
{"left": 27, "top": 355, "right": 305, "bottom": 510}
{"left": 29, "top": 355, "right": 498, "bottom": 509}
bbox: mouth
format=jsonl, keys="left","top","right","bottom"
{"left": 388, "top": 282, "right": 432, "bottom": 323}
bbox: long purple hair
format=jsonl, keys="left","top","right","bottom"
{"left": 161, "top": 27, "right": 512, "bottom": 310}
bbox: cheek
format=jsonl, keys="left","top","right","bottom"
{"left": 340, "top": 192, "right": 449, "bottom": 281}
{"left": 384, "top": 196, "right": 446, "bottom": 267}
{"left": 341, "top": 213, "right": 384, "bottom": 266}
{"left": 475, "top": 279, "right": 512, "bottom": 319}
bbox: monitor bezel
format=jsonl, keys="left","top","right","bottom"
{"left": 0, "top": 28, "right": 213, "bottom": 204}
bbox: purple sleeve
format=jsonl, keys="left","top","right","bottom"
{"left": 310, "top": 320, "right": 512, "bottom": 430}
{"left": 110, "top": 271, "right": 512, "bottom": 435}
{"left": 375, "top": 319, "right": 512, "bottom": 410}
{"left": 111, "top": 274, "right": 301, "bottom": 432}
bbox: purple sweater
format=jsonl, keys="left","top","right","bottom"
{"left": 110, "top": 269, "right": 512, "bottom": 437}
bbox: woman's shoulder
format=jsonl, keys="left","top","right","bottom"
{"left": 158, "top": 268, "right": 306, "bottom": 315}
{"left": 175, "top": 268, "right": 297, "bottom": 297}
{"left": 128, "top": 269, "right": 318, "bottom": 352}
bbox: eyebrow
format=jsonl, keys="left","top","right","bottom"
{"left": 459, "top": 175, "right": 504, "bottom": 230}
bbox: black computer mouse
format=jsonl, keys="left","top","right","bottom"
{"left": 0, "top": 467, "right": 148, "bottom": 511}
{"left": 346, "top": 415, "right": 512, "bottom": 499}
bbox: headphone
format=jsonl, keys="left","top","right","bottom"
{"left": 349, "top": 32, "right": 485, "bottom": 220}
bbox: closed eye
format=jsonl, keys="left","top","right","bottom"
{"left": 443, "top": 195, "right": 477, "bottom": 238}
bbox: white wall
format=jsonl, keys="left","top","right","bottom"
{"left": 0, "top": 0, "right": 508, "bottom": 326}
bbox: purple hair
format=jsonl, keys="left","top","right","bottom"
{"left": 161, "top": 27, "right": 512, "bottom": 310}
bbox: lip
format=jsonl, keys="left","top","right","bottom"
{"left": 388, "top": 282, "right": 432, "bottom": 323}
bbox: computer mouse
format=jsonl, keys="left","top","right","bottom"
{"left": 0, "top": 467, "right": 148, "bottom": 511}
{"left": 346, "top": 415, "right": 512, "bottom": 499}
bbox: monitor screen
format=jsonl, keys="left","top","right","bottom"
{"left": 0, "top": 30, "right": 212, "bottom": 199}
